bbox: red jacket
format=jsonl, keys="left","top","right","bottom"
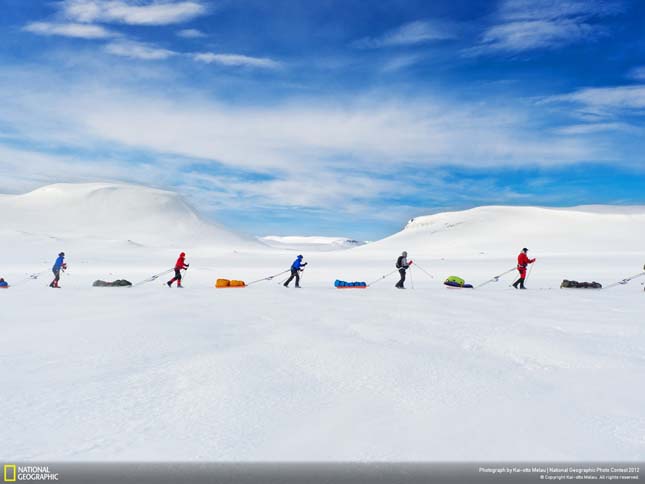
{"left": 175, "top": 255, "right": 188, "bottom": 270}
{"left": 517, "top": 252, "right": 535, "bottom": 268}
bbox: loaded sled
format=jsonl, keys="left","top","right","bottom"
{"left": 215, "top": 279, "right": 246, "bottom": 288}
{"left": 334, "top": 280, "right": 367, "bottom": 289}
{"left": 443, "top": 276, "right": 473, "bottom": 289}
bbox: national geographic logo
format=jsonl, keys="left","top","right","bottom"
{"left": 3, "top": 465, "right": 59, "bottom": 481}
{"left": 3, "top": 465, "right": 16, "bottom": 482}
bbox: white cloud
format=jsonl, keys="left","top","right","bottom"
{"left": 628, "top": 66, "right": 645, "bottom": 81}
{"left": 498, "top": 0, "right": 622, "bottom": 22}
{"left": 473, "top": 19, "right": 597, "bottom": 53}
{"left": 60, "top": 0, "right": 207, "bottom": 26}
{"left": 23, "top": 21, "right": 115, "bottom": 39}
{"left": 105, "top": 40, "right": 176, "bottom": 60}
{"left": 468, "top": 0, "right": 621, "bottom": 55}
{"left": 555, "top": 122, "right": 634, "bottom": 135}
{"left": 193, "top": 53, "right": 281, "bottom": 69}
{"left": 544, "top": 85, "right": 645, "bottom": 115}
{"left": 382, "top": 54, "right": 423, "bottom": 72}
{"left": 0, "top": 62, "right": 618, "bottom": 214}
{"left": 353, "top": 20, "right": 457, "bottom": 49}
{"left": 177, "top": 28, "right": 206, "bottom": 38}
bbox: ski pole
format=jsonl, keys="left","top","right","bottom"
{"left": 409, "top": 266, "right": 414, "bottom": 290}
{"left": 247, "top": 269, "right": 291, "bottom": 286}
{"left": 368, "top": 268, "right": 399, "bottom": 287}
{"left": 278, "top": 275, "right": 290, "bottom": 285}
{"left": 412, "top": 262, "right": 435, "bottom": 279}
{"left": 526, "top": 261, "right": 536, "bottom": 283}
{"left": 475, "top": 267, "right": 516, "bottom": 289}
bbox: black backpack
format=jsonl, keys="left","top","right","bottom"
{"left": 396, "top": 256, "right": 405, "bottom": 269}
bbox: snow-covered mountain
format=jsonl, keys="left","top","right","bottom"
{"left": 0, "top": 183, "right": 256, "bottom": 248}
{"left": 364, "top": 205, "right": 645, "bottom": 256}
{"left": 259, "top": 235, "right": 367, "bottom": 251}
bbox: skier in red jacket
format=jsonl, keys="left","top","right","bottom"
{"left": 167, "top": 252, "right": 189, "bottom": 288}
{"left": 512, "top": 248, "right": 536, "bottom": 289}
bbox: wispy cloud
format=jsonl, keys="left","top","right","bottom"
{"left": 176, "top": 28, "right": 206, "bottom": 38}
{"left": 353, "top": 20, "right": 457, "bottom": 49}
{"left": 381, "top": 54, "right": 423, "bottom": 72}
{"left": 192, "top": 53, "right": 281, "bottom": 69}
{"left": 105, "top": 39, "right": 176, "bottom": 60}
{"left": 100, "top": 40, "right": 281, "bottom": 68}
{"left": 544, "top": 85, "right": 645, "bottom": 116}
{"left": 555, "top": 122, "right": 634, "bottom": 135}
{"left": 498, "top": 0, "right": 622, "bottom": 22}
{"left": 468, "top": 0, "right": 621, "bottom": 55}
{"left": 60, "top": 0, "right": 208, "bottom": 26}
{"left": 23, "top": 21, "right": 115, "bottom": 39}
{"left": 628, "top": 66, "right": 645, "bottom": 81}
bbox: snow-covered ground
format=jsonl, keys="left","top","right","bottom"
{"left": 2, "top": 184, "right": 644, "bottom": 461}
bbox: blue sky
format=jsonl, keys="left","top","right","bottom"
{"left": 0, "top": 0, "right": 644, "bottom": 239}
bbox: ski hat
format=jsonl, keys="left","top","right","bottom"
{"left": 402, "top": 251, "right": 408, "bottom": 257}
{"left": 297, "top": 254, "right": 303, "bottom": 259}
{"left": 180, "top": 252, "right": 186, "bottom": 257}
{"left": 522, "top": 248, "right": 529, "bottom": 252}
{"left": 59, "top": 252, "right": 65, "bottom": 256}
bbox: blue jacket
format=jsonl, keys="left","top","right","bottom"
{"left": 291, "top": 256, "right": 304, "bottom": 270}
{"left": 53, "top": 255, "right": 65, "bottom": 271}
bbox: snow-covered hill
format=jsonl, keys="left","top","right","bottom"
{"left": 259, "top": 235, "right": 367, "bottom": 251}
{"left": 0, "top": 183, "right": 256, "bottom": 248}
{"left": 364, "top": 205, "right": 645, "bottom": 257}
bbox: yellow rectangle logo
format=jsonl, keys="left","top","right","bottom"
{"left": 3, "top": 464, "right": 16, "bottom": 482}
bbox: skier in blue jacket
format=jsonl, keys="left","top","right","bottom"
{"left": 50, "top": 252, "right": 66, "bottom": 288}
{"left": 283, "top": 255, "right": 307, "bottom": 288}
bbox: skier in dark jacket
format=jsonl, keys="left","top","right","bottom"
{"left": 284, "top": 255, "right": 307, "bottom": 288}
{"left": 395, "top": 251, "right": 413, "bottom": 289}
{"left": 167, "top": 252, "right": 189, "bottom": 288}
{"left": 50, "top": 252, "right": 66, "bottom": 288}
{"left": 512, "top": 248, "right": 536, "bottom": 289}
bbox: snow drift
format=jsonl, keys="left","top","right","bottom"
{"left": 0, "top": 183, "right": 255, "bottom": 248}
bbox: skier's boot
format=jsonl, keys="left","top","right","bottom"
{"left": 167, "top": 281, "right": 172, "bottom": 287}
{"left": 295, "top": 285, "right": 301, "bottom": 288}
{"left": 283, "top": 282, "right": 289, "bottom": 288}
{"left": 177, "top": 283, "right": 183, "bottom": 288}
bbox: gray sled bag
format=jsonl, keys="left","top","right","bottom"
{"left": 92, "top": 279, "right": 132, "bottom": 287}
{"left": 560, "top": 280, "right": 602, "bottom": 289}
